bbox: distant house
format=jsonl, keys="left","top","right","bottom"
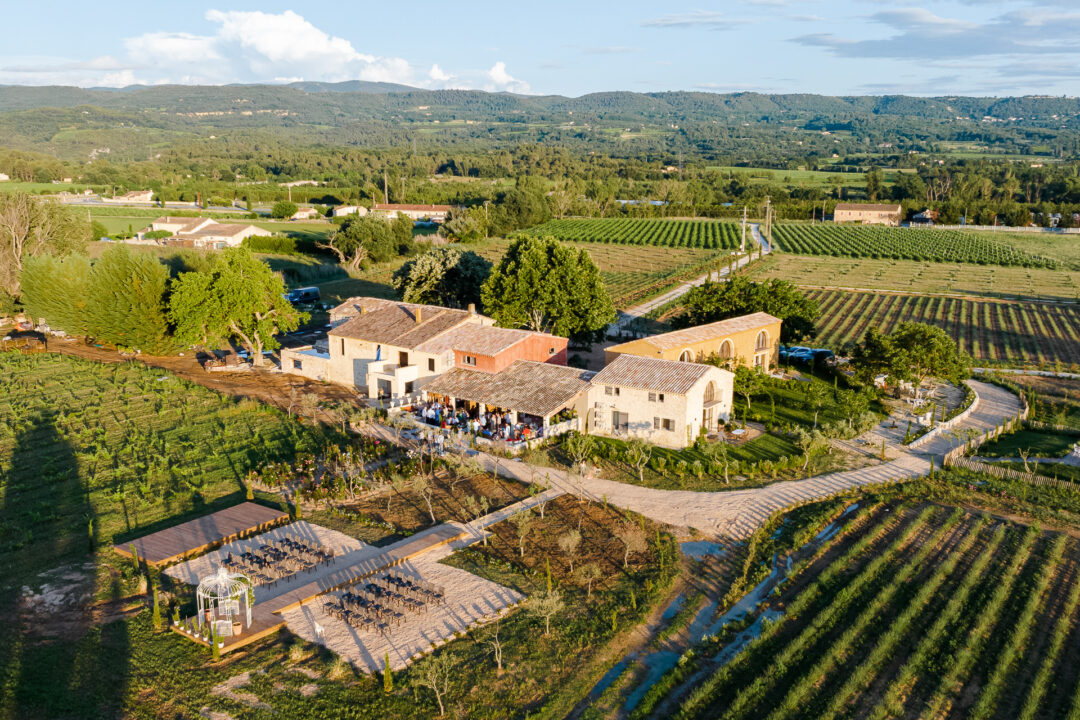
{"left": 290, "top": 207, "right": 320, "bottom": 221}
{"left": 0, "top": 173, "right": 9, "bottom": 182}
{"left": 833, "top": 203, "right": 902, "bottom": 226}
{"left": 332, "top": 205, "right": 368, "bottom": 218}
{"left": 146, "top": 217, "right": 262, "bottom": 248}
{"left": 103, "top": 190, "right": 155, "bottom": 204}
{"left": 284, "top": 297, "right": 567, "bottom": 398}
{"left": 911, "top": 209, "right": 939, "bottom": 226}
{"left": 588, "top": 354, "right": 734, "bottom": 448}
{"left": 606, "top": 312, "right": 782, "bottom": 372}
{"left": 373, "top": 203, "right": 453, "bottom": 223}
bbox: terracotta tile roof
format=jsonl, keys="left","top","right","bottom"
{"left": 417, "top": 325, "right": 531, "bottom": 356}
{"left": 423, "top": 361, "right": 593, "bottom": 417}
{"left": 591, "top": 354, "right": 720, "bottom": 395}
{"left": 328, "top": 299, "right": 479, "bottom": 349}
{"left": 373, "top": 203, "right": 452, "bottom": 212}
{"left": 611, "top": 312, "right": 780, "bottom": 353}
{"left": 834, "top": 203, "right": 902, "bottom": 213}
{"left": 188, "top": 223, "right": 258, "bottom": 238}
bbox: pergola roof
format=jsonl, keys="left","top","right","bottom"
{"left": 423, "top": 360, "right": 593, "bottom": 417}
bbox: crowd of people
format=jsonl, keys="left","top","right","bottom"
{"left": 416, "top": 400, "right": 544, "bottom": 444}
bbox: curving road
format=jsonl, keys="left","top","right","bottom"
{"left": 472, "top": 380, "right": 1021, "bottom": 539}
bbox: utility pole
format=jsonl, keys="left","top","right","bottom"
{"left": 764, "top": 196, "right": 771, "bottom": 240}
{"left": 741, "top": 205, "right": 747, "bottom": 252}
{"left": 383, "top": 171, "right": 389, "bottom": 205}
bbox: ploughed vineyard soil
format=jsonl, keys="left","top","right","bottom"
{"left": 673, "top": 502, "right": 1080, "bottom": 720}
{"left": 806, "top": 288, "right": 1080, "bottom": 367}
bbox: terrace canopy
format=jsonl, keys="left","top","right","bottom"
{"left": 421, "top": 360, "right": 592, "bottom": 427}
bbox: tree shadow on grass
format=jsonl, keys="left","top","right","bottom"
{"left": 0, "top": 412, "right": 131, "bottom": 720}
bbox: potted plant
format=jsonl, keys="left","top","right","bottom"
{"left": 232, "top": 619, "right": 243, "bottom": 637}
{"left": 172, "top": 606, "right": 181, "bottom": 627}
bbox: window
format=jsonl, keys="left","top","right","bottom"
{"left": 662, "top": 419, "right": 675, "bottom": 431}
{"left": 653, "top": 417, "right": 660, "bottom": 430}
{"left": 464, "top": 355, "right": 477, "bottom": 366}
{"left": 428, "top": 358, "right": 436, "bottom": 372}
{"left": 399, "top": 351, "right": 410, "bottom": 367}
{"left": 340, "top": 338, "right": 344, "bottom": 355}
{"left": 605, "top": 386, "right": 619, "bottom": 396}
{"left": 705, "top": 382, "right": 716, "bottom": 403}
{"left": 756, "top": 330, "right": 769, "bottom": 352}
{"left": 612, "top": 411, "right": 629, "bottom": 431}
{"left": 549, "top": 346, "right": 556, "bottom": 355}
{"left": 292, "top": 359, "right": 303, "bottom": 370}
{"left": 754, "top": 354, "right": 765, "bottom": 368}
{"left": 648, "top": 392, "right": 664, "bottom": 403}
{"left": 405, "top": 381, "right": 414, "bottom": 394}
{"left": 679, "top": 350, "right": 693, "bottom": 362}
{"left": 719, "top": 340, "right": 734, "bottom": 359}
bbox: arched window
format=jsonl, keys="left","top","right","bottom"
{"left": 679, "top": 350, "right": 693, "bottom": 362}
{"left": 719, "top": 340, "right": 734, "bottom": 359}
{"left": 704, "top": 382, "right": 716, "bottom": 403}
{"left": 755, "top": 331, "right": 769, "bottom": 352}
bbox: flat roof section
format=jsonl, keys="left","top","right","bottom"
{"left": 113, "top": 502, "right": 289, "bottom": 566}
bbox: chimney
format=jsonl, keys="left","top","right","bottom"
{"left": 467, "top": 303, "right": 476, "bottom": 314}
{"left": 415, "top": 307, "right": 422, "bottom": 324}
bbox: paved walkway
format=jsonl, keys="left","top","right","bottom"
{"left": 467, "top": 379, "right": 1022, "bottom": 540}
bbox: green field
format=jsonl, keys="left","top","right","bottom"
{"left": 0, "top": 352, "right": 331, "bottom": 578}
{"left": 705, "top": 166, "right": 910, "bottom": 187}
{"left": 674, "top": 503, "right": 1080, "bottom": 720}
{"left": 773, "top": 224, "right": 1061, "bottom": 268}
{"left": 741, "top": 253, "right": 1080, "bottom": 302}
{"left": 519, "top": 218, "right": 744, "bottom": 250}
{"left": 807, "top": 289, "right": 1080, "bottom": 367}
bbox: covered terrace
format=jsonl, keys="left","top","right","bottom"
{"left": 418, "top": 360, "right": 594, "bottom": 447}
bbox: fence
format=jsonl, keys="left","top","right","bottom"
{"left": 907, "top": 381, "right": 980, "bottom": 450}
{"left": 941, "top": 401, "right": 1030, "bottom": 466}
{"left": 909, "top": 223, "right": 1080, "bottom": 234}
{"left": 945, "top": 456, "right": 1079, "bottom": 491}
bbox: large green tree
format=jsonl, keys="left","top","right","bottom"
{"left": 851, "top": 322, "right": 970, "bottom": 390}
{"left": 271, "top": 200, "right": 298, "bottom": 219}
{"left": 480, "top": 236, "right": 614, "bottom": 338}
{"left": 677, "top": 276, "right": 818, "bottom": 342}
{"left": 0, "top": 192, "right": 89, "bottom": 297}
{"left": 169, "top": 248, "right": 304, "bottom": 366}
{"left": 392, "top": 246, "right": 491, "bottom": 308}
{"left": 19, "top": 254, "right": 91, "bottom": 335}
{"left": 317, "top": 214, "right": 399, "bottom": 270}
{"left": 86, "top": 245, "right": 173, "bottom": 353}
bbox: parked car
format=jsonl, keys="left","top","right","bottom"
{"left": 285, "top": 286, "right": 321, "bottom": 304}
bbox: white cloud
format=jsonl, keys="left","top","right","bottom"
{"left": 428, "top": 63, "right": 455, "bottom": 86}
{"left": 1, "top": 9, "right": 422, "bottom": 87}
{"left": 484, "top": 61, "right": 530, "bottom": 93}
{"left": 642, "top": 10, "right": 755, "bottom": 29}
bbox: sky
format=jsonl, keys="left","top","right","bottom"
{"left": 2, "top": 0, "right": 1079, "bottom": 97}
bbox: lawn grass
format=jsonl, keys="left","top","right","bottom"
{"left": 978, "top": 428, "right": 1080, "bottom": 459}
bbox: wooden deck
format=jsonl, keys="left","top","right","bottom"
{"left": 114, "top": 503, "right": 289, "bottom": 567}
{"left": 172, "top": 523, "right": 468, "bottom": 654}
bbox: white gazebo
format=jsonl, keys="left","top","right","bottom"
{"left": 196, "top": 567, "right": 253, "bottom": 638}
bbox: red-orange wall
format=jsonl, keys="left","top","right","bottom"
{"left": 453, "top": 335, "right": 568, "bottom": 373}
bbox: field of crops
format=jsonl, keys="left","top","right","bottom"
{"left": 808, "top": 289, "right": 1080, "bottom": 367}
{"left": 475, "top": 237, "right": 723, "bottom": 308}
{"left": 741, "top": 253, "right": 1080, "bottom": 302}
{"left": 0, "top": 352, "right": 329, "bottom": 578}
{"left": 676, "top": 503, "right": 1080, "bottom": 720}
{"left": 520, "top": 218, "right": 743, "bottom": 249}
{"left": 773, "top": 224, "right": 1060, "bottom": 268}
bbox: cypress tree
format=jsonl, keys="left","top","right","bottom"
{"left": 383, "top": 652, "right": 393, "bottom": 693}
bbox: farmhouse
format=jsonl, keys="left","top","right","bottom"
{"left": 0, "top": 173, "right": 9, "bottom": 181}
{"left": 588, "top": 354, "right": 733, "bottom": 448}
{"left": 146, "top": 216, "right": 263, "bottom": 248}
{"left": 332, "top": 205, "right": 368, "bottom": 218}
{"left": 290, "top": 207, "right": 321, "bottom": 220}
{"left": 282, "top": 297, "right": 567, "bottom": 398}
{"left": 605, "top": 312, "right": 782, "bottom": 372}
{"left": 373, "top": 203, "right": 453, "bottom": 223}
{"left": 103, "top": 189, "right": 155, "bottom": 204}
{"left": 833, "top": 203, "right": 902, "bottom": 226}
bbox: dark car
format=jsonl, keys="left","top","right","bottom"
{"left": 286, "top": 287, "right": 321, "bottom": 304}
